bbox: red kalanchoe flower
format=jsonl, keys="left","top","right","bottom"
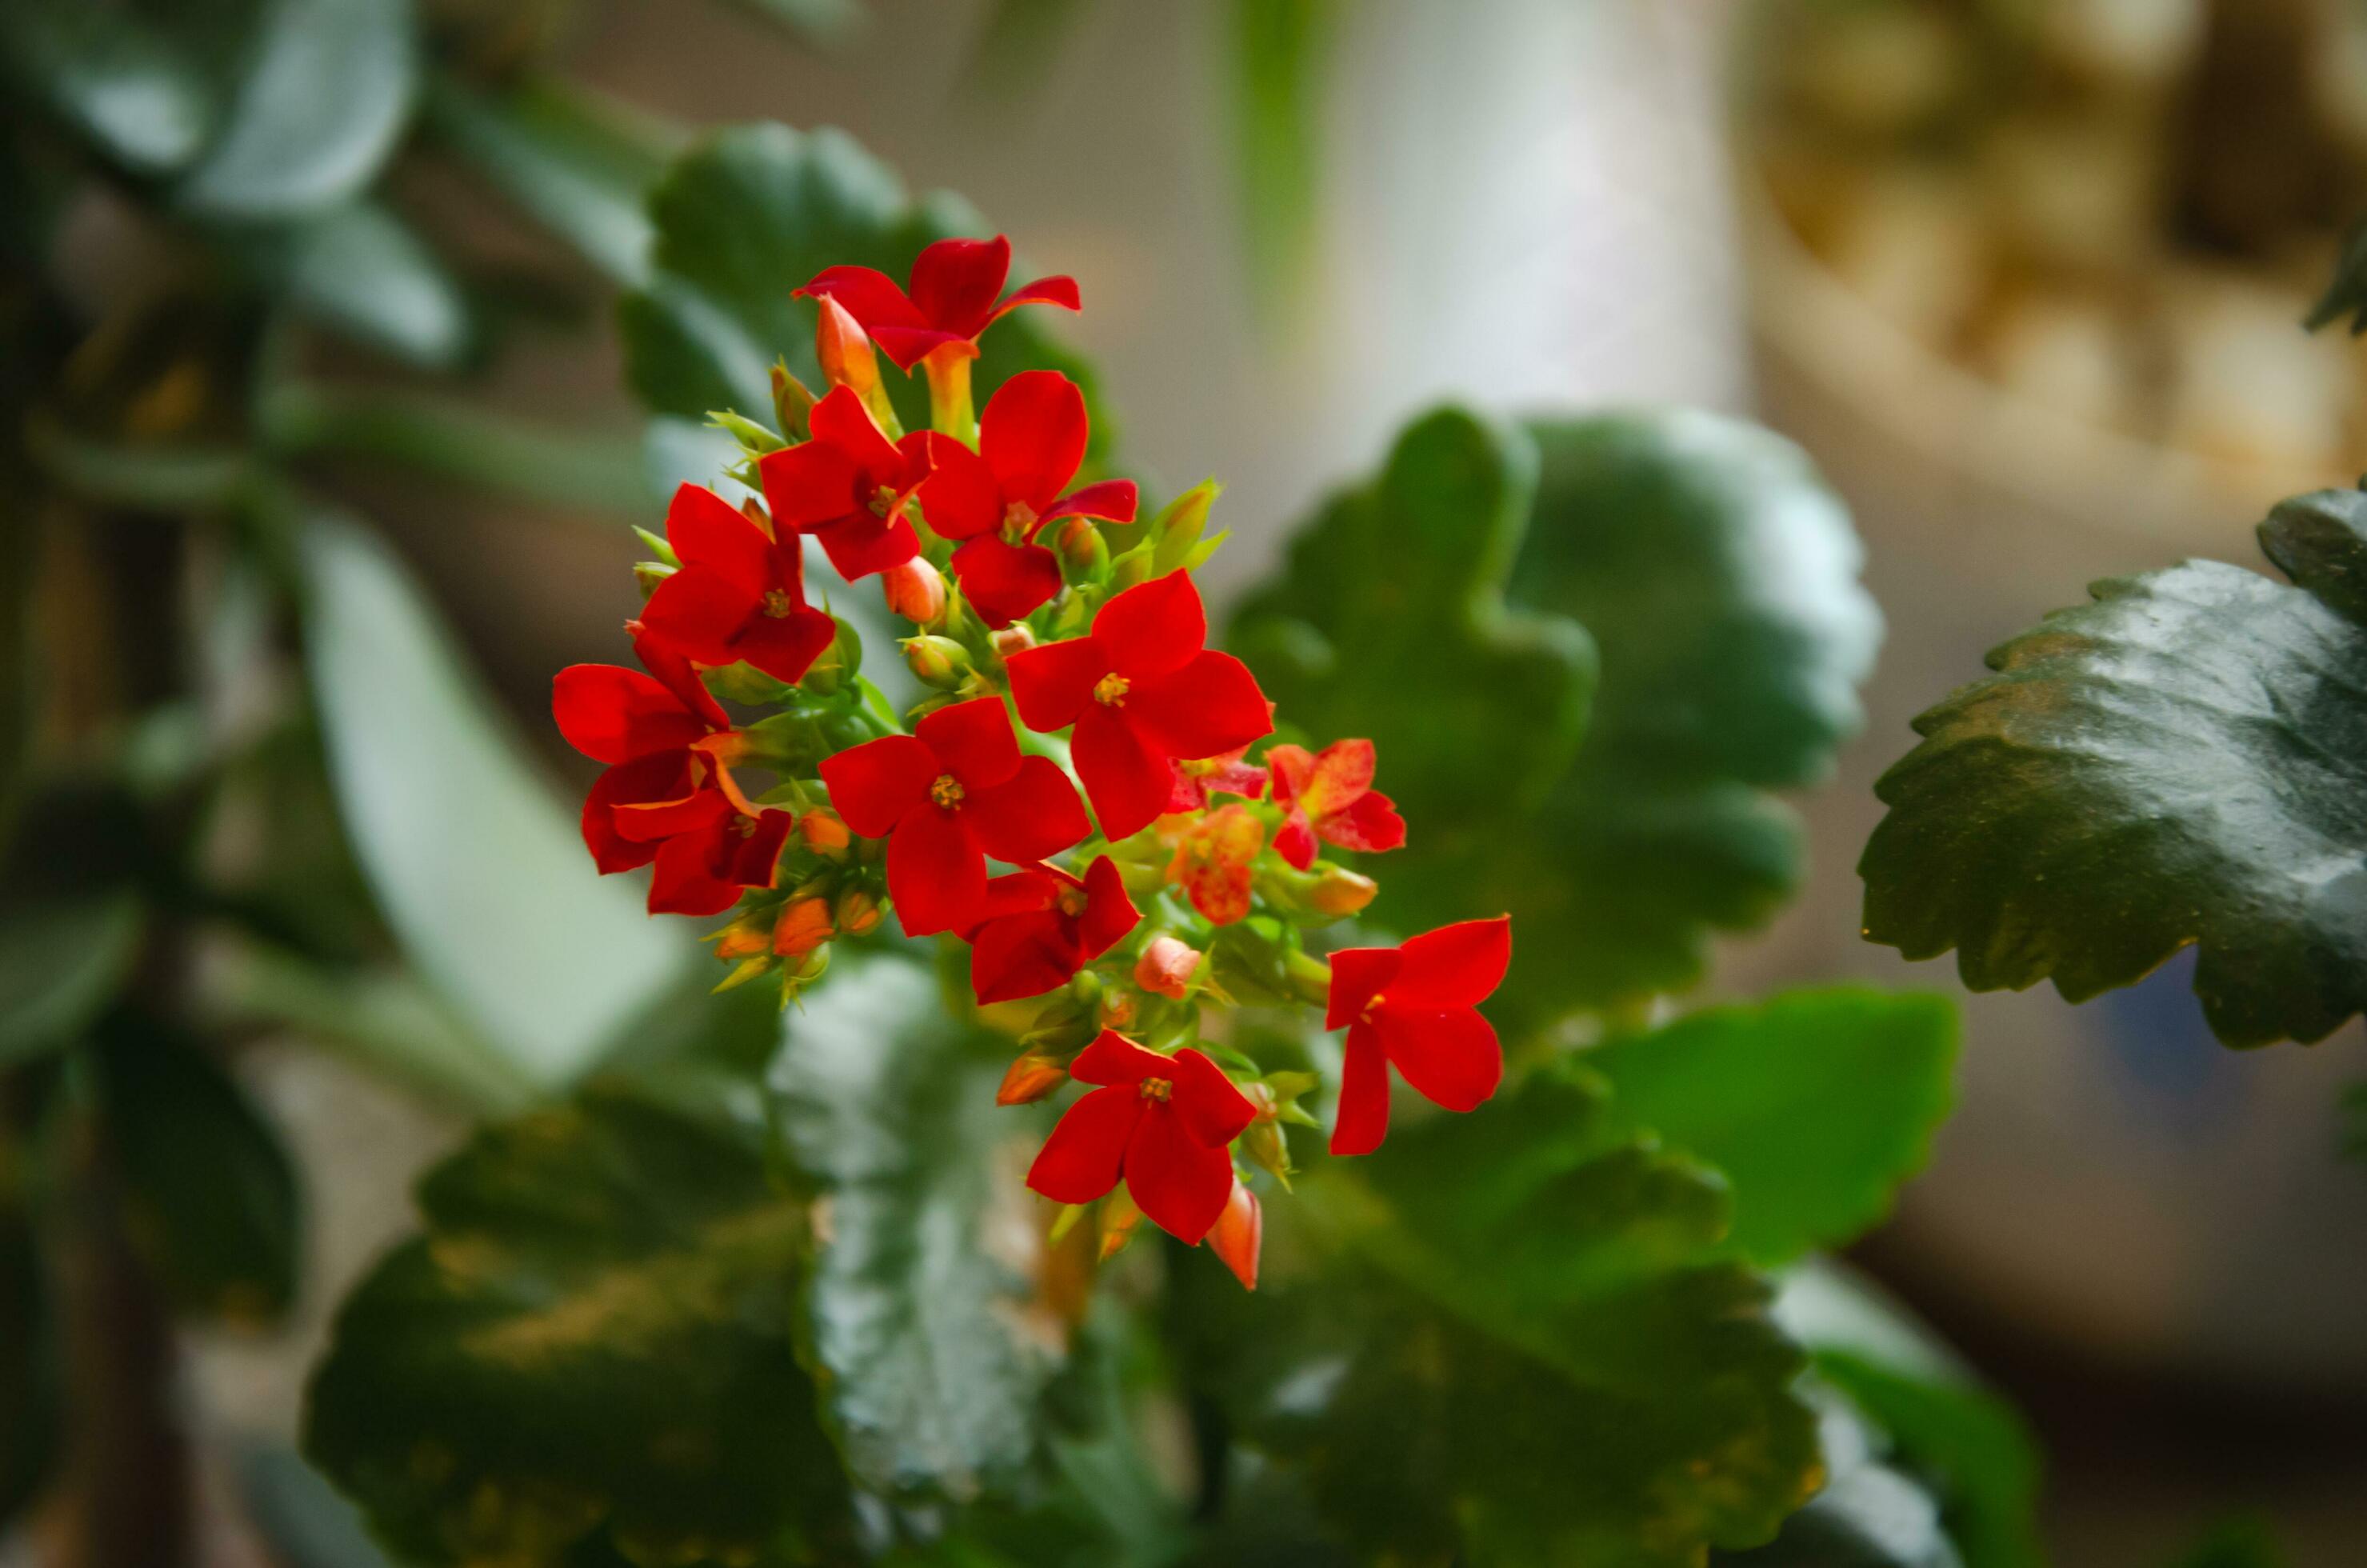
{"left": 964, "top": 854, "right": 1141, "bottom": 1005}
{"left": 798, "top": 235, "right": 1080, "bottom": 370}
{"left": 1006, "top": 574, "right": 1273, "bottom": 839}
{"left": 818, "top": 696, "right": 1090, "bottom": 937}
{"left": 551, "top": 633, "right": 794, "bottom": 915}
{"left": 1165, "top": 803, "right": 1265, "bottom": 925}
{"left": 637, "top": 482, "right": 838, "bottom": 684}
{"left": 756, "top": 386, "right": 932, "bottom": 581}
{"left": 1166, "top": 742, "right": 1268, "bottom": 814}
{"left": 1267, "top": 738, "right": 1406, "bottom": 870}
{"left": 919, "top": 370, "right": 1138, "bottom": 626}
{"left": 1026, "top": 1033, "right": 1257, "bottom": 1243}
{"left": 1325, "top": 916, "right": 1512, "bottom": 1157}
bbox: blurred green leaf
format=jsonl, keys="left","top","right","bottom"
{"left": 297, "top": 512, "right": 688, "bottom": 1091}
{"left": 619, "top": 123, "right": 1115, "bottom": 464}
{"left": 0, "top": 893, "right": 143, "bottom": 1070}
{"left": 0, "top": 1146, "right": 59, "bottom": 1529}
{"left": 0, "top": 0, "right": 217, "bottom": 173}
{"left": 769, "top": 954, "right": 1058, "bottom": 1501}
{"left": 1178, "top": 1059, "right": 1818, "bottom": 1565}
{"left": 303, "top": 1075, "right": 854, "bottom": 1566}
{"left": 175, "top": 0, "right": 414, "bottom": 218}
{"left": 1716, "top": 1391, "right": 1959, "bottom": 1568}
{"left": 2172, "top": 1518, "right": 2289, "bottom": 1568}
{"left": 1224, "top": 0, "right": 1333, "bottom": 319}
{"left": 94, "top": 1016, "right": 299, "bottom": 1324}
{"left": 229, "top": 202, "right": 471, "bottom": 369}
{"left": 425, "top": 74, "right": 675, "bottom": 286}
{"left": 1584, "top": 989, "right": 1957, "bottom": 1267}
{"left": 1863, "top": 487, "right": 2367, "bottom": 1047}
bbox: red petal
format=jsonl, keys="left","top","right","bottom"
{"left": 812, "top": 514, "right": 920, "bottom": 580}
{"left": 886, "top": 806, "right": 985, "bottom": 937}
{"left": 1093, "top": 572, "right": 1205, "bottom": 679}
{"left": 1124, "top": 1110, "right": 1233, "bottom": 1243}
{"left": 1328, "top": 1023, "right": 1392, "bottom": 1156}
{"left": 665, "top": 482, "right": 773, "bottom": 596}
{"left": 613, "top": 784, "right": 731, "bottom": 843}
{"left": 1325, "top": 946, "right": 1402, "bottom": 1030}
{"left": 809, "top": 386, "right": 904, "bottom": 480}
{"left": 1375, "top": 1006, "right": 1501, "bottom": 1114}
{"left": 917, "top": 696, "right": 1022, "bottom": 789}
{"left": 1166, "top": 1048, "right": 1257, "bottom": 1147}
{"left": 1301, "top": 738, "right": 1377, "bottom": 817}
{"left": 950, "top": 537, "right": 1062, "bottom": 628}
{"left": 908, "top": 235, "right": 1011, "bottom": 336}
{"left": 638, "top": 570, "right": 758, "bottom": 670}
{"left": 1070, "top": 1030, "right": 1166, "bottom": 1086}
{"left": 967, "top": 869, "right": 1059, "bottom": 934}
{"left": 1039, "top": 478, "right": 1138, "bottom": 529}
{"left": 990, "top": 274, "right": 1082, "bottom": 318}
{"left": 979, "top": 370, "right": 1086, "bottom": 514}
{"left": 646, "top": 826, "right": 743, "bottom": 917}
{"left": 964, "top": 755, "right": 1091, "bottom": 863}
{"left": 1124, "top": 651, "right": 1273, "bottom": 762}
{"left": 1026, "top": 1084, "right": 1139, "bottom": 1204}
{"left": 1209, "top": 1181, "right": 1261, "bottom": 1289}
{"left": 1324, "top": 790, "right": 1406, "bottom": 854}
{"left": 1273, "top": 812, "right": 1317, "bottom": 871}
{"left": 552, "top": 665, "right": 708, "bottom": 763}
{"left": 1265, "top": 743, "right": 1313, "bottom": 810}
{"left": 818, "top": 734, "right": 937, "bottom": 838}
{"left": 869, "top": 325, "right": 965, "bottom": 370}
{"left": 1006, "top": 636, "right": 1109, "bottom": 732}
{"left": 730, "top": 603, "right": 838, "bottom": 685}
{"left": 580, "top": 754, "right": 686, "bottom": 873}
{"left": 798, "top": 265, "right": 926, "bottom": 329}
{"left": 628, "top": 624, "right": 731, "bottom": 730}
{"left": 758, "top": 440, "right": 859, "bottom": 533}
{"left": 1390, "top": 916, "right": 1512, "bottom": 1010}
{"left": 1070, "top": 707, "right": 1173, "bottom": 842}
{"left": 723, "top": 809, "right": 797, "bottom": 890}
{"left": 915, "top": 435, "right": 1004, "bottom": 541}
{"left": 1077, "top": 855, "right": 1140, "bottom": 960}
{"left": 968, "top": 910, "right": 1082, "bottom": 1004}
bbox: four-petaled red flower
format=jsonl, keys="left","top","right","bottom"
{"left": 818, "top": 696, "right": 1090, "bottom": 937}
{"left": 1027, "top": 1033, "right": 1257, "bottom": 1243}
{"left": 1006, "top": 574, "right": 1272, "bottom": 840}
{"left": 1268, "top": 738, "right": 1405, "bottom": 870}
{"left": 799, "top": 235, "right": 1080, "bottom": 370}
{"left": 920, "top": 370, "right": 1138, "bottom": 627}
{"left": 756, "top": 386, "right": 932, "bottom": 582}
{"left": 1325, "top": 917, "right": 1511, "bottom": 1156}
{"left": 552, "top": 631, "right": 794, "bottom": 915}
{"left": 964, "top": 854, "right": 1141, "bottom": 1005}
{"left": 638, "top": 482, "right": 838, "bottom": 684}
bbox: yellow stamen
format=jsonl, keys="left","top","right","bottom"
{"left": 1139, "top": 1077, "right": 1173, "bottom": 1102}
{"left": 930, "top": 774, "right": 966, "bottom": 810}
{"left": 762, "top": 589, "right": 795, "bottom": 618}
{"left": 1094, "top": 673, "right": 1130, "bottom": 707}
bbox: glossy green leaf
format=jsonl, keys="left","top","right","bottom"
{"left": 768, "top": 954, "right": 1059, "bottom": 1501}
{"left": 175, "top": 0, "right": 414, "bottom": 218}
{"left": 303, "top": 1075, "right": 854, "bottom": 1566}
{"left": 94, "top": 1017, "right": 299, "bottom": 1323}
{"left": 228, "top": 202, "right": 470, "bottom": 368}
{"left": 619, "top": 123, "right": 1114, "bottom": 461}
{"left": 1584, "top": 989, "right": 1957, "bottom": 1267}
{"left": 1862, "top": 486, "right": 2367, "bottom": 1047}
{"left": 1178, "top": 1060, "right": 1818, "bottom": 1566}
{"left": 0, "top": 0, "right": 216, "bottom": 173}
{"left": 0, "top": 892, "right": 143, "bottom": 1070}
{"left": 298, "top": 513, "right": 688, "bottom": 1090}
{"left": 0, "top": 1146, "right": 59, "bottom": 1528}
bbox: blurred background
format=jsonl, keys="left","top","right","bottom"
{"left": 12, "top": 0, "right": 2367, "bottom": 1563}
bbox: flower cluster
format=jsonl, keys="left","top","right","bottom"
{"left": 554, "top": 236, "right": 1510, "bottom": 1290}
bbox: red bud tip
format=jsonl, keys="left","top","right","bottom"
{"left": 800, "top": 810, "right": 852, "bottom": 854}
{"left": 815, "top": 295, "right": 882, "bottom": 399}
{"left": 1098, "top": 1187, "right": 1144, "bottom": 1262}
{"left": 881, "top": 559, "right": 948, "bottom": 624}
{"left": 990, "top": 623, "right": 1038, "bottom": 661}
{"left": 772, "top": 897, "right": 834, "bottom": 958}
{"left": 1134, "top": 934, "right": 1202, "bottom": 999}
{"left": 834, "top": 887, "right": 882, "bottom": 937}
{"left": 996, "top": 1050, "right": 1070, "bottom": 1106}
{"left": 1209, "top": 1179, "right": 1261, "bottom": 1290}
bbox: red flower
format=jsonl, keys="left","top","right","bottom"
{"left": 919, "top": 370, "right": 1137, "bottom": 627}
{"left": 818, "top": 696, "right": 1090, "bottom": 937}
{"left": 1325, "top": 917, "right": 1512, "bottom": 1156}
{"left": 637, "top": 482, "right": 838, "bottom": 684}
{"left": 756, "top": 386, "right": 932, "bottom": 581}
{"left": 1268, "top": 739, "right": 1406, "bottom": 870}
{"left": 552, "top": 633, "right": 793, "bottom": 915}
{"left": 1166, "top": 743, "right": 1268, "bottom": 814}
{"left": 1165, "top": 804, "right": 1265, "bottom": 926}
{"left": 1005, "top": 574, "right": 1273, "bottom": 839}
{"left": 1026, "top": 1033, "right": 1257, "bottom": 1243}
{"left": 964, "top": 855, "right": 1141, "bottom": 1005}
{"left": 799, "top": 235, "right": 1080, "bottom": 370}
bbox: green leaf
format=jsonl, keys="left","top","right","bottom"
{"left": 175, "top": 0, "right": 414, "bottom": 218}
{"left": 297, "top": 512, "right": 689, "bottom": 1090}
{"left": 1861, "top": 486, "right": 2367, "bottom": 1047}
{"left": 1715, "top": 1391, "right": 1957, "bottom": 1568}
{"left": 767, "top": 954, "right": 1058, "bottom": 1501}
{"left": 424, "top": 74, "right": 675, "bottom": 286}
{"left": 619, "top": 123, "right": 1114, "bottom": 463}
{"left": 0, "top": 1146, "right": 59, "bottom": 1529}
{"left": 1224, "top": 0, "right": 1335, "bottom": 317}
{"left": 226, "top": 202, "right": 471, "bottom": 369}
{"left": 94, "top": 1017, "right": 300, "bottom": 1324}
{"left": 1583, "top": 989, "right": 1957, "bottom": 1267}
{"left": 2171, "top": 1518, "right": 2289, "bottom": 1568}
{"left": 0, "top": 892, "right": 143, "bottom": 1070}
{"left": 304, "top": 1074, "right": 854, "bottom": 1566}
{"left": 1178, "top": 1060, "right": 1818, "bottom": 1566}
{"left": 0, "top": 0, "right": 216, "bottom": 173}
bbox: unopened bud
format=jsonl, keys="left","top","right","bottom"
{"left": 996, "top": 1050, "right": 1069, "bottom": 1106}
{"left": 990, "top": 622, "right": 1037, "bottom": 661}
{"left": 834, "top": 886, "right": 881, "bottom": 937}
{"left": 714, "top": 910, "right": 775, "bottom": 962}
{"left": 800, "top": 810, "right": 851, "bottom": 855}
{"left": 1055, "top": 514, "right": 1109, "bottom": 580}
{"left": 1209, "top": 1178, "right": 1261, "bottom": 1290}
{"left": 815, "top": 297, "right": 900, "bottom": 432}
{"left": 788, "top": 945, "right": 830, "bottom": 985}
{"left": 903, "top": 634, "right": 972, "bottom": 690}
{"left": 1133, "top": 935, "right": 1201, "bottom": 1000}
{"left": 881, "top": 558, "right": 947, "bottom": 625}
{"left": 1309, "top": 865, "right": 1378, "bottom": 917}
{"left": 1243, "top": 1118, "right": 1291, "bottom": 1187}
{"left": 1098, "top": 1187, "right": 1144, "bottom": 1262}
{"left": 1150, "top": 479, "right": 1221, "bottom": 575}
{"left": 771, "top": 362, "right": 817, "bottom": 440}
{"left": 1099, "top": 989, "right": 1137, "bottom": 1030}
{"left": 772, "top": 897, "right": 834, "bottom": 958}
{"left": 1108, "top": 550, "right": 1154, "bottom": 593}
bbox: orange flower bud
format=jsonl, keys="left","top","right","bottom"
{"left": 772, "top": 896, "right": 834, "bottom": 958}
{"left": 997, "top": 1050, "right": 1069, "bottom": 1106}
{"left": 834, "top": 886, "right": 881, "bottom": 937}
{"left": 1134, "top": 934, "right": 1202, "bottom": 999}
{"left": 1098, "top": 1186, "right": 1143, "bottom": 1262}
{"left": 990, "top": 622, "right": 1037, "bottom": 661}
{"left": 1209, "top": 1179, "right": 1261, "bottom": 1290}
{"left": 881, "top": 558, "right": 947, "bottom": 625}
{"left": 816, "top": 296, "right": 882, "bottom": 401}
{"left": 1098, "top": 989, "right": 1137, "bottom": 1030}
{"left": 713, "top": 911, "right": 774, "bottom": 961}
{"left": 800, "top": 810, "right": 851, "bottom": 854}
{"left": 1309, "top": 865, "right": 1378, "bottom": 917}
{"left": 1055, "top": 514, "right": 1109, "bottom": 578}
